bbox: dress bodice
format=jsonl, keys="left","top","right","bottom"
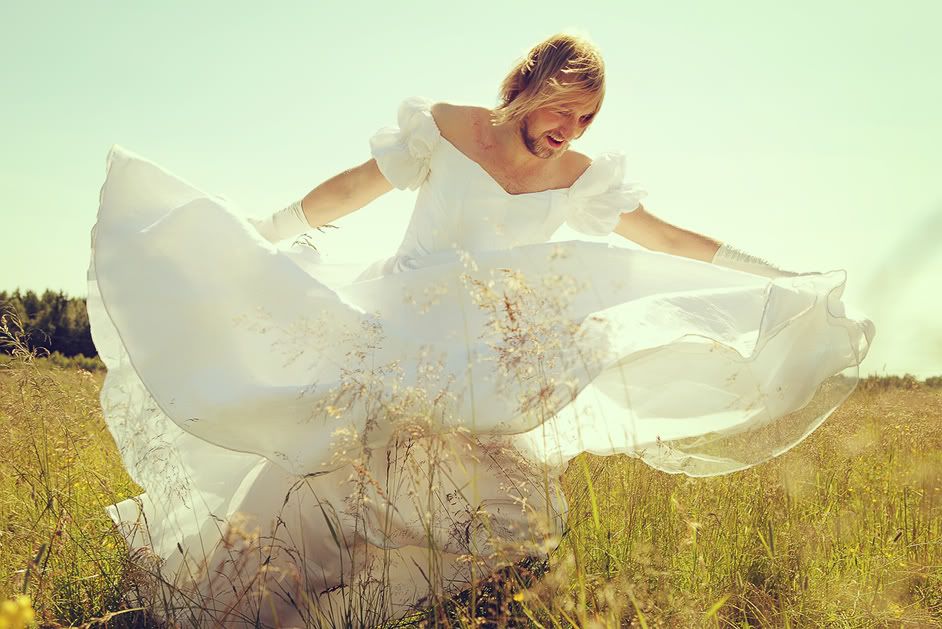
{"left": 364, "top": 96, "right": 647, "bottom": 276}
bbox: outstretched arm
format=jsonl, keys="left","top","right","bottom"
{"left": 613, "top": 204, "right": 721, "bottom": 262}
{"left": 299, "top": 158, "right": 394, "bottom": 227}
{"left": 614, "top": 205, "right": 797, "bottom": 278}
{"left": 251, "top": 158, "right": 394, "bottom": 243}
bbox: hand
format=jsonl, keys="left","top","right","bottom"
{"left": 248, "top": 200, "right": 310, "bottom": 244}
{"left": 711, "top": 243, "right": 798, "bottom": 279}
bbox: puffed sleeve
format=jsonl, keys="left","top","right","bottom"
{"left": 368, "top": 96, "right": 442, "bottom": 191}
{"left": 564, "top": 152, "right": 647, "bottom": 236}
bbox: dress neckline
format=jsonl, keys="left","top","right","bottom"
{"left": 438, "top": 137, "right": 574, "bottom": 197}
{"left": 427, "top": 111, "right": 594, "bottom": 198}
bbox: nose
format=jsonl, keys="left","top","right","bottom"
{"left": 558, "top": 118, "right": 577, "bottom": 140}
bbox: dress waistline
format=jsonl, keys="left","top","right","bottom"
{"left": 354, "top": 249, "right": 465, "bottom": 282}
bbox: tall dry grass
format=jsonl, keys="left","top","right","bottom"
{"left": 0, "top": 315, "right": 150, "bottom": 627}
{"left": 2, "top": 305, "right": 941, "bottom": 627}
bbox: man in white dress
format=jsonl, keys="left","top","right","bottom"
{"left": 243, "top": 30, "right": 802, "bottom": 626}
{"left": 251, "top": 32, "right": 793, "bottom": 280}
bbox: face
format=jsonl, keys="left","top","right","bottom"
{"left": 518, "top": 97, "right": 599, "bottom": 159}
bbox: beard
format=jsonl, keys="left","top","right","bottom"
{"left": 519, "top": 118, "right": 557, "bottom": 159}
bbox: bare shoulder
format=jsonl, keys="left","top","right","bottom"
{"left": 428, "top": 101, "right": 456, "bottom": 130}
{"left": 429, "top": 101, "right": 482, "bottom": 143}
{"left": 563, "top": 150, "right": 593, "bottom": 183}
{"left": 430, "top": 102, "right": 507, "bottom": 156}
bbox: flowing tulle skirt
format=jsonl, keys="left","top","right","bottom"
{"left": 87, "top": 145, "right": 873, "bottom": 626}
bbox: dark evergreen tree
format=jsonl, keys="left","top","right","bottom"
{"left": 0, "top": 289, "right": 96, "bottom": 358}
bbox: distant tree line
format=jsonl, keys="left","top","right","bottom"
{"left": 0, "top": 289, "right": 96, "bottom": 358}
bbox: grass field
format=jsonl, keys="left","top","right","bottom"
{"left": 1, "top": 349, "right": 940, "bottom": 627}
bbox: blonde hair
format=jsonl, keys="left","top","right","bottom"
{"left": 493, "top": 32, "right": 606, "bottom": 126}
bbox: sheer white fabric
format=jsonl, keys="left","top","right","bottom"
{"left": 368, "top": 95, "right": 442, "bottom": 191}
{"left": 564, "top": 152, "right": 646, "bottom": 235}
{"left": 87, "top": 96, "right": 874, "bottom": 626}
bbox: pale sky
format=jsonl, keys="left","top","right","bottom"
{"left": 1, "top": 1, "right": 939, "bottom": 376}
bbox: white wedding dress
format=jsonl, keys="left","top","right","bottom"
{"left": 86, "top": 96, "right": 874, "bottom": 627}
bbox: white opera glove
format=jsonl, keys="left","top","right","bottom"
{"left": 711, "top": 242, "right": 798, "bottom": 279}
{"left": 248, "top": 199, "right": 311, "bottom": 244}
